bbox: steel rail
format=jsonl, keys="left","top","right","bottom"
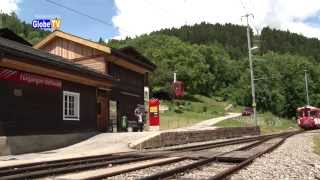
{"left": 138, "top": 130, "right": 302, "bottom": 180}
{"left": 208, "top": 131, "right": 301, "bottom": 180}
{"left": 74, "top": 133, "right": 278, "bottom": 179}
{"left": 81, "top": 157, "right": 187, "bottom": 180}
{"left": 0, "top": 134, "right": 266, "bottom": 179}
{"left": 138, "top": 137, "right": 272, "bottom": 180}
{"left": 0, "top": 155, "right": 162, "bottom": 180}
{"left": 77, "top": 132, "right": 295, "bottom": 179}
{"left": 0, "top": 130, "right": 289, "bottom": 173}
{"left": 0, "top": 153, "right": 125, "bottom": 171}
{"left": 0, "top": 154, "right": 139, "bottom": 176}
{"left": 164, "top": 131, "right": 295, "bottom": 152}
{"left": 0, "top": 131, "right": 301, "bottom": 180}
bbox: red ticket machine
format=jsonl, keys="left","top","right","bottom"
{"left": 149, "top": 98, "right": 160, "bottom": 130}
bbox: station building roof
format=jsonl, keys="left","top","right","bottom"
{"left": 0, "top": 28, "right": 114, "bottom": 82}
{"left": 34, "top": 30, "right": 156, "bottom": 72}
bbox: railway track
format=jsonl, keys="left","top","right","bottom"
{"left": 140, "top": 130, "right": 302, "bottom": 180}
{"left": 0, "top": 130, "right": 302, "bottom": 180}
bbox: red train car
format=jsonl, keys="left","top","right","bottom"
{"left": 296, "top": 106, "right": 320, "bottom": 129}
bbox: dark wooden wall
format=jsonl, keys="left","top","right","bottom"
{"left": 0, "top": 80, "right": 60, "bottom": 135}
{"left": 108, "top": 63, "right": 144, "bottom": 131}
{"left": 61, "top": 80, "right": 97, "bottom": 132}
{"left": 108, "top": 63, "right": 144, "bottom": 94}
{"left": 0, "top": 78, "right": 97, "bottom": 135}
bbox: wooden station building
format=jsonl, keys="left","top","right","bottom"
{"left": 0, "top": 28, "right": 156, "bottom": 135}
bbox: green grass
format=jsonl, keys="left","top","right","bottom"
{"left": 159, "top": 94, "right": 297, "bottom": 133}
{"left": 160, "top": 111, "right": 215, "bottom": 129}
{"left": 313, "top": 135, "right": 320, "bottom": 155}
{"left": 160, "top": 95, "right": 241, "bottom": 130}
{"left": 215, "top": 112, "right": 298, "bottom": 134}
{"left": 214, "top": 117, "right": 251, "bottom": 127}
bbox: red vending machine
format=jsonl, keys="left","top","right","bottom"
{"left": 149, "top": 98, "right": 160, "bottom": 131}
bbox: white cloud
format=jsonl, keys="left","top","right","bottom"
{"left": 112, "top": 0, "right": 320, "bottom": 39}
{"left": 0, "top": 0, "right": 20, "bottom": 14}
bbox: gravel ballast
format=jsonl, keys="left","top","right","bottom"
{"left": 106, "top": 142, "right": 256, "bottom": 180}
{"left": 231, "top": 130, "right": 320, "bottom": 180}
{"left": 106, "top": 160, "right": 196, "bottom": 180}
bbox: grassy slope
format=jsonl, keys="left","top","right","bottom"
{"left": 159, "top": 95, "right": 298, "bottom": 133}
{"left": 160, "top": 95, "right": 242, "bottom": 130}
{"left": 313, "top": 135, "right": 320, "bottom": 155}
{"left": 215, "top": 112, "right": 298, "bottom": 134}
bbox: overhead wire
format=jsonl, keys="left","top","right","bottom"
{"left": 44, "top": 0, "right": 113, "bottom": 26}
{"left": 44, "top": 0, "right": 133, "bottom": 37}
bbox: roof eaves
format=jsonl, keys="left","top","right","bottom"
{"left": 119, "top": 46, "right": 156, "bottom": 67}
{"left": 111, "top": 48, "right": 156, "bottom": 71}
{"left": 0, "top": 37, "right": 114, "bottom": 81}
{"left": 34, "top": 30, "right": 111, "bottom": 54}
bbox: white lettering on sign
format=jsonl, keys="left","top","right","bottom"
{"left": 20, "top": 73, "right": 61, "bottom": 88}
{"left": 0, "top": 67, "right": 62, "bottom": 90}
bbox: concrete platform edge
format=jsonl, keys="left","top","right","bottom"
{"left": 130, "top": 126, "right": 260, "bottom": 149}
{"left": 0, "top": 132, "right": 97, "bottom": 156}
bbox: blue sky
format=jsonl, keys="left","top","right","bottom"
{"left": 2, "top": 0, "right": 320, "bottom": 40}
{"left": 17, "top": 0, "right": 118, "bottom": 41}
{"left": 304, "top": 11, "right": 320, "bottom": 29}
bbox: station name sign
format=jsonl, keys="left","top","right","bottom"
{"left": 0, "top": 67, "right": 62, "bottom": 90}
{"left": 32, "top": 18, "right": 61, "bottom": 30}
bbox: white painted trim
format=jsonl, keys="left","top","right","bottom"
{"left": 120, "top": 91, "right": 140, "bottom": 97}
{"left": 63, "top": 118, "right": 80, "bottom": 121}
{"left": 63, "top": 91, "right": 80, "bottom": 121}
{"left": 98, "top": 87, "right": 112, "bottom": 91}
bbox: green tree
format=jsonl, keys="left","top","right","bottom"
{"left": 0, "top": 12, "right": 50, "bottom": 45}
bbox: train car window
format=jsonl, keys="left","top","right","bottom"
{"left": 310, "top": 111, "right": 316, "bottom": 116}
{"left": 298, "top": 111, "right": 303, "bottom": 117}
{"left": 307, "top": 111, "right": 311, "bottom": 117}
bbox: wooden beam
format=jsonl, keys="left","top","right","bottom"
{"left": 34, "top": 31, "right": 152, "bottom": 74}
{"left": 0, "top": 58, "right": 113, "bottom": 88}
{"left": 34, "top": 31, "right": 111, "bottom": 54}
{"left": 72, "top": 53, "right": 105, "bottom": 62}
{"left": 106, "top": 54, "right": 150, "bottom": 74}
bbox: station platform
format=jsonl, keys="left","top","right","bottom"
{"left": 0, "top": 131, "right": 158, "bottom": 168}
{"left": 0, "top": 113, "right": 257, "bottom": 168}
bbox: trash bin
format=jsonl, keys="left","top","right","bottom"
{"left": 121, "top": 116, "right": 128, "bottom": 130}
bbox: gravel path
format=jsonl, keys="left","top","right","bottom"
{"left": 231, "top": 129, "right": 320, "bottom": 180}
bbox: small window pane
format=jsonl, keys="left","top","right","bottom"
{"left": 63, "top": 92, "right": 80, "bottom": 120}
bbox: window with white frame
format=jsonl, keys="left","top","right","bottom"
{"left": 63, "top": 91, "right": 80, "bottom": 121}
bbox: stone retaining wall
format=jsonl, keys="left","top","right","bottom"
{"left": 131, "top": 127, "right": 260, "bottom": 149}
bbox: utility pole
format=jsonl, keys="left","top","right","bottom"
{"left": 304, "top": 70, "right": 310, "bottom": 105}
{"left": 242, "top": 13, "right": 257, "bottom": 126}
